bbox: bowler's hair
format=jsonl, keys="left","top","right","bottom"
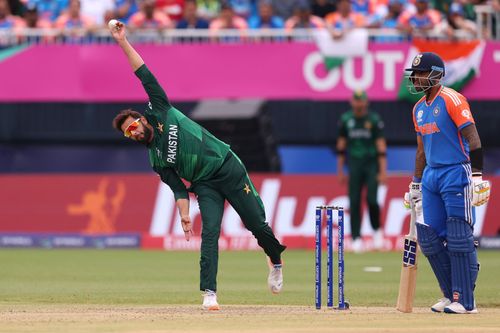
{"left": 112, "top": 109, "right": 143, "bottom": 133}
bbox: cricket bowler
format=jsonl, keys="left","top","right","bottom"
{"left": 108, "top": 20, "right": 286, "bottom": 310}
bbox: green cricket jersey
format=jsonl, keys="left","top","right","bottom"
{"left": 338, "top": 111, "right": 384, "bottom": 159}
{"left": 135, "top": 65, "right": 230, "bottom": 200}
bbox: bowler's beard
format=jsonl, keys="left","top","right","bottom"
{"left": 138, "top": 125, "right": 152, "bottom": 145}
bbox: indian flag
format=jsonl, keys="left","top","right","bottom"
{"left": 398, "top": 40, "right": 486, "bottom": 102}
{"left": 312, "top": 28, "right": 369, "bottom": 70}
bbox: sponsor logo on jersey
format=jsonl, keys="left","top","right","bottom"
{"left": 167, "top": 124, "right": 178, "bottom": 164}
{"left": 148, "top": 102, "right": 153, "bottom": 110}
{"left": 417, "top": 110, "right": 424, "bottom": 123}
{"left": 461, "top": 109, "right": 471, "bottom": 119}
{"left": 433, "top": 107, "right": 440, "bottom": 117}
{"left": 417, "top": 122, "right": 440, "bottom": 135}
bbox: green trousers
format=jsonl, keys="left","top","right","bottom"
{"left": 348, "top": 157, "right": 380, "bottom": 239}
{"left": 190, "top": 151, "right": 286, "bottom": 292}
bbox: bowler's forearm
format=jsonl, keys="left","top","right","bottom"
{"left": 117, "top": 38, "right": 144, "bottom": 72}
{"left": 176, "top": 198, "right": 190, "bottom": 218}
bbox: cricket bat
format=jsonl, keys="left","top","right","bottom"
{"left": 396, "top": 200, "right": 418, "bottom": 313}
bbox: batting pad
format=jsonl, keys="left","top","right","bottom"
{"left": 446, "top": 217, "right": 479, "bottom": 311}
{"left": 417, "top": 223, "right": 452, "bottom": 300}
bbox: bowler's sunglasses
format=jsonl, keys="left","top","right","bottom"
{"left": 124, "top": 118, "right": 141, "bottom": 138}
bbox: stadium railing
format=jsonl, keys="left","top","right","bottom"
{"left": 0, "top": 27, "right": 484, "bottom": 46}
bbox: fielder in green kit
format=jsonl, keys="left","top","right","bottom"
{"left": 336, "top": 90, "right": 387, "bottom": 253}
{"left": 108, "top": 20, "right": 286, "bottom": 310}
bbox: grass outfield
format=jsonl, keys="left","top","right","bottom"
{"left": 0, "top": 249, "right": 499, "bottom": 332}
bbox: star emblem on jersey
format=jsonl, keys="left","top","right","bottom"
{"left": 157, "top": 122, "right": 164, "bottom": 133}
{"left": 243, "top": 184, "right": 251, "bottom": 194}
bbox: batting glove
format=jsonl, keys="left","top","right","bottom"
{"left": 403, "top": 179, "right": 422, "bottom": 210}
{"left": 471, "top": 173, "right": 491, "bottom": 207}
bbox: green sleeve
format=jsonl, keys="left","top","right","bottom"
{"left": 135, "top": 64, "right": 171, "bottom": 110}
{"left": 338, "top": 116, "right": 347, "bottom": 138}
{"left": 156, "top": 167, "right": 189, "bottom": 201}
{"left": 372, "top": 113, "right": 385, "bottom": 139}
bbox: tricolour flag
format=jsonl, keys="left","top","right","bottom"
{"left": 313, "top": 28, "right": 369, "bottom": 70}
{"left": 398, "top": 40, "right": 485, "bottom": 102}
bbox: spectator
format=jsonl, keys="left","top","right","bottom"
{"left": 311, "top": 0, "right": 336, "bottom": 18}
{"left": 156, "top": 0, "right": 184, "bottom": 22}
{"left": 0, "top": 0, "right": 24, "bottom": 28}
{"left": 444, "top": 2, "right": 477, "bottom": 38}
{"left": 325, "top": 0, "right": 365, "bottom": 38}
{"left": 8, "top": 0, "right": 24, "bottom": 16}
{"left": 23, "top": 2, "right": 51, "bottom": 27}
{"left": 285, "top": 2, "right": 325, "bottom": 31}
{"left": 374, "top": 0, "right": 404, "bottom": 28}
{"left": 398, "top": 0, "right": 441, "bottom": 37}
{"left": 269, "top": 0, "right": 295, "bottom": 20}
{"left": 351, "top": 0, "right": 377, "bottom": 16}
{"left": 370, "top": 0, "right": 406, "bottom": 42}
{"left": 248, "top": 0, "right": 284, "bottom": 29}
{"left": 129, "top": 0, "right": 173, "bottom": 29}
{"left": 22, "top": 4, "right": 54, "bottom": 43}
{"left": 26, "top": 0, "right": 68, "bottom": 22}
{"left": 209, "top": 2, "right": 248, "bottom": 31}
{"left": 228, "top": 0, "right": 256, "bottom": 18}
{"left": 196, "top": 0, "right": 219, "bottom": 21}
{"left": 54, "top": 0, "right": 94, "bottom": 28}
{"left": 176, "top": 0, "right": 208, "bottom": 28}
{"left": 80, "top": 0, "right": 115, "bottom": 26}
{"left": 114, "top": 0, "right": 139, "bottom": 23}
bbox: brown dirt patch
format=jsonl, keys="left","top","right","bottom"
{"left": 1, "top": 305, "right": 499, "bottom": 333}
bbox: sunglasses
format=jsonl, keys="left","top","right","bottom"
{"left": 124, "top": 118, "right": 141, "bottom": 138}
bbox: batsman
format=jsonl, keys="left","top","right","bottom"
{"left": 108, "top": 20, "right": 286, "bottom": 310}
{"left": 404, "top": 52, "right": 491, "bottom": 314}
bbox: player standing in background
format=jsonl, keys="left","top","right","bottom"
{"left": 404, "top": 52, "right": 491, "bottom": 314}
{"left": 336, "top": 90, "right": 387, "bottom": 253}
{"left": 108, "top": 20, "right": 286, "bottom": 310}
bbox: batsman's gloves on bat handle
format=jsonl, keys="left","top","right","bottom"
{"left": 403, "top": 180, "right": 422, "bottom": 209}
{"left": 472, "top": 173, "right": 491, "bottom": 207}
{"left": 403, "top": 192, "right": 423, "bottom": 216}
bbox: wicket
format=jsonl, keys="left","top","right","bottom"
{"left": 315, "top": 205, "right": 348, "bottom": 310}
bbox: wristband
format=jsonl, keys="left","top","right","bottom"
{"left": 469, "top": 148, "right": 483, "bottom": 172}
{"left": 412, "top": 176, "right": 422, "bottom": 183}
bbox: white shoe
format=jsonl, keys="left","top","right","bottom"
{"left": 372, "top": 229, "right": 384, "bottom": 250}
{"left": 267, "top": 258, "right": 283, "bottom": 294}
{"left": 431, "top": 297, "right": 451, "bottom": 312}
{"left": 202, "top": 289, "right": 220, "bottom": 311}
{"left": 444, "top": 302, "right": 478, "bottom": 314}
{"left": 352, "top": 237, "right": 365, "bottom": 253}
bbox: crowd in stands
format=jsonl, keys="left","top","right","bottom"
{"left": 0, "top": 0, "right": 498, "bottom": 39}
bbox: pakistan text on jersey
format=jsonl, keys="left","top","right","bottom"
{"left": 418, "top": 122, "right": 441, "bottom": 136}
{"left": 167, "top": 124, "right": 178, "bottom": 163}
{"left": 348, "top": 129, "right": 372, "bottom": 139}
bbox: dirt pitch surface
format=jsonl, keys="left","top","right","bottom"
{"left": 1, "top": 305, "right": 500, "bottom": 333}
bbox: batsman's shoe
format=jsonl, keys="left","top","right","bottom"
{"left": 431, "top": 297, "right": 451, "bottom": 312}
{"left": 267, "top": 258, "right": 283, "bottom": 294}
{"left": 444, "top": 302, "right": 478, "bottom": 314}
{"left": 202, "top": 289, "right": 220, "bottom": 311}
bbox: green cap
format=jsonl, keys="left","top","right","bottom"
{"left": 352, "top": 90, "right": 368, "bottom": 101}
